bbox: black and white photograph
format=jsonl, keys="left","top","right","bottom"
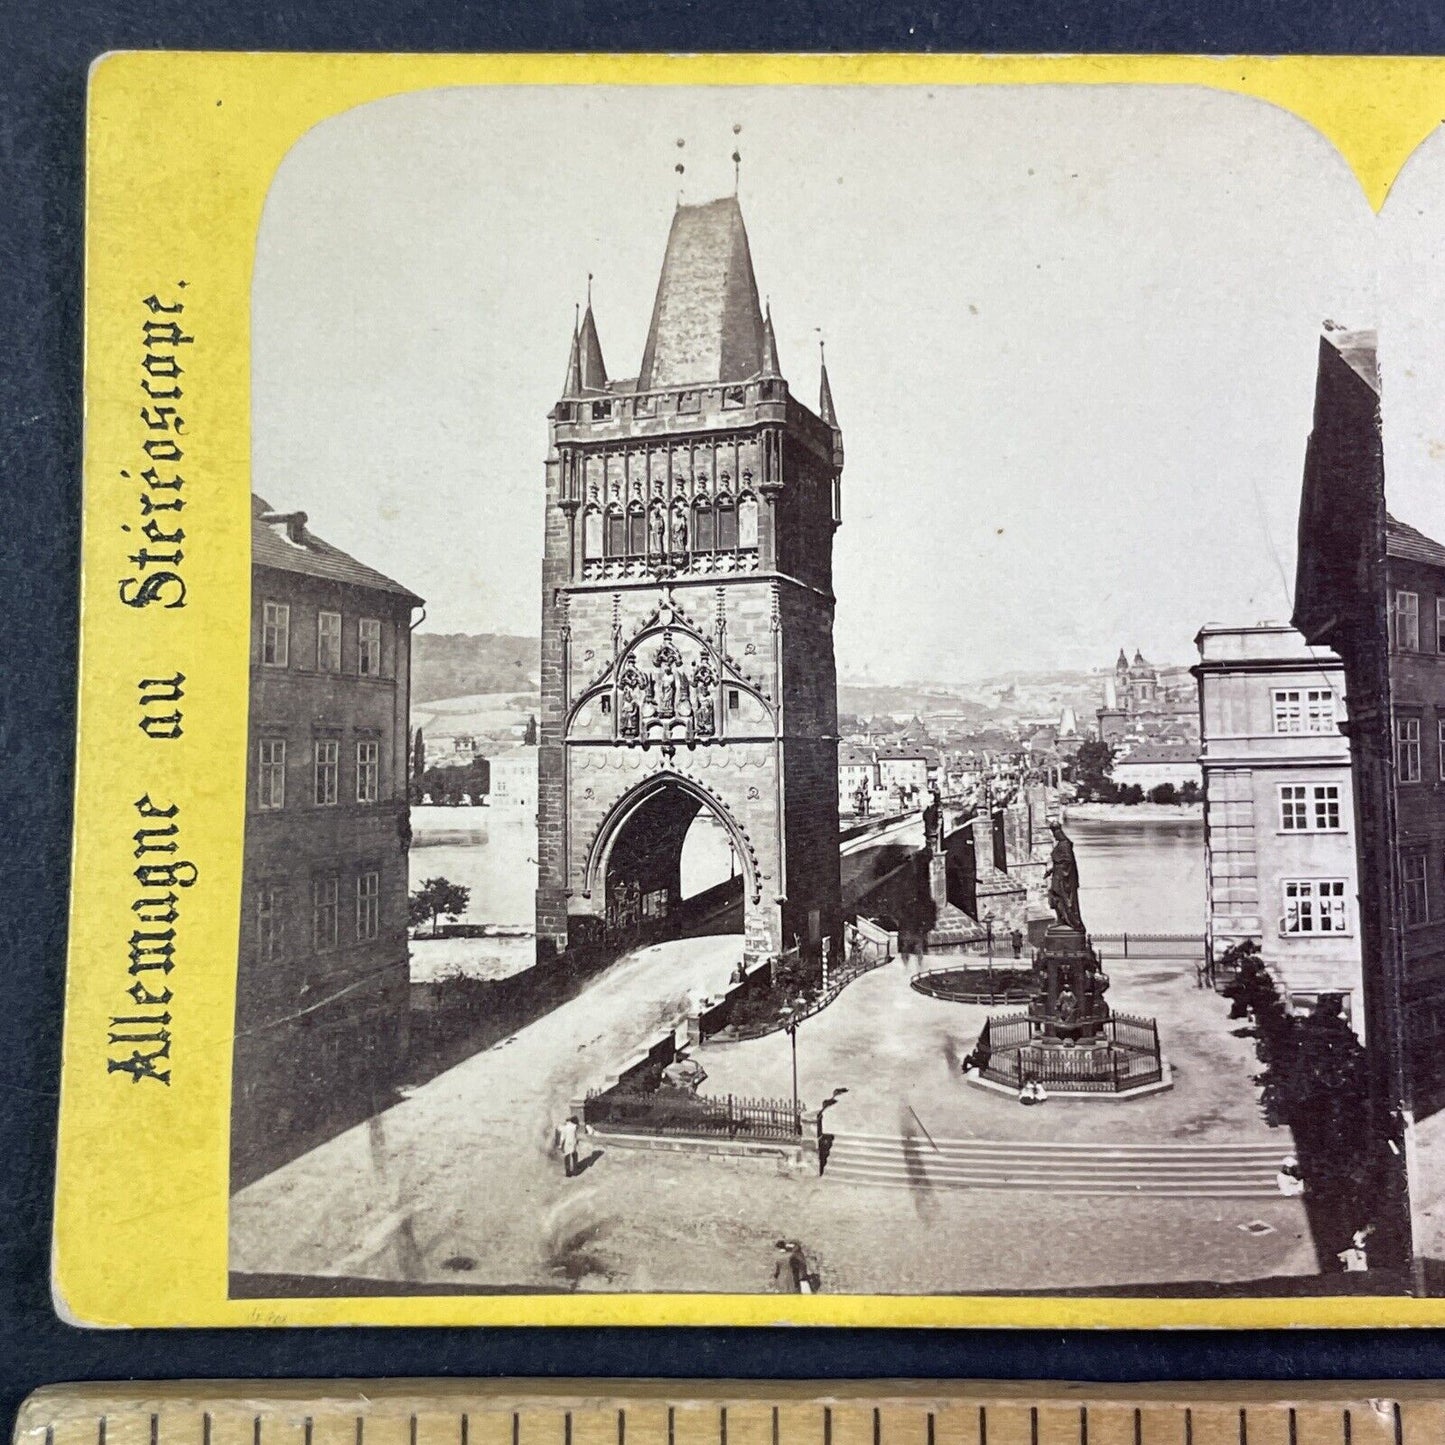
{"left": 225, "top": 83, "right": 1445, "bottom": 1298}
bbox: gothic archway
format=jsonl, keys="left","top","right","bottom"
{"left": 584, "top": 773, "right": 760, "bottom": 948}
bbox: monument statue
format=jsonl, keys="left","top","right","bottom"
{"left": 1044, "top": 821, "right": 1086, "bottom": 933}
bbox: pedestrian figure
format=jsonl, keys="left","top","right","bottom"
{"left": 1018, "top": 1076, "right": 1047, "bottom": 1106}
{"left": 1338, "top": 1224, "right": 1373, "bottom": 1272}
{"left": 772, "top": 1239, "right": 801, "bottom": 1292}
{"left": 1011, "top": 928, "right": 1024, "bottom": 959}
{"left": 558, "top": 1114, "right": 582, "bottom": 1177}
{"left": 1275, "top": 1154, "right": 1304, "bottom": 1198}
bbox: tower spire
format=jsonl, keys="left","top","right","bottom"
{"left": 818, "top": 338, "right": 837, "bottom": 428}
{"left": 760, "top": 300, "right": 780, "bottom": 378}
{"left": 577, "top": 285, "right": 608, "bottom": 392}
{"left": 561, "top": 306, "right": 581, "bottom": 396}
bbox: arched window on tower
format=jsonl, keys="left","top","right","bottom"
{"left": 716, "top": 494, "right": 738, "bottom": 550}
{"left": 627, "top": 502, "right": 647, "bottom": 556}
{"left": 583, "top": 506, "right": 603, "bottom": 562}
{"left": 606, "top": 504, "right": 626, "bottom": 557}
{"left": 693, "top": 495, "right": 715, "bottom": 552}
{"left": 738, "top": 493, "right": 759, "bottom": 550}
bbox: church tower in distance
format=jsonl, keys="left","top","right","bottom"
{"left": 536, "top": 194, "right": 844, "bottom": 969}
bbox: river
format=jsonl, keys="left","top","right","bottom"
{"left": 1067, "top": 810, "right": 1205, "bottom": 935}
{"left": 408, "top": 804, "right": 1205, "bottom": 948}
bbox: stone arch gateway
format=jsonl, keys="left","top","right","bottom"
{"left": 535, "top": 193, "right": 845, "bottom": 967}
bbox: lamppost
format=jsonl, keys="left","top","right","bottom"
{"left": 780, "top": 1006, "right": 801, "bottom": 1135}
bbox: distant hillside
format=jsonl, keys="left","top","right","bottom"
{"left": 838, "top": 682, "right": 996, "bottom": 721}
{"left": 413, "top": 632, "right": 539, "bottom": 705}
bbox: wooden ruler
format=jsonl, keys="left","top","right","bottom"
{"left": 14, "top": 1383, "right": 1445, "bottom": 1445}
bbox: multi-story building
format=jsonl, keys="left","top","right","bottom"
{"left": 1193, "top": 622, "right": 1361, "bottom": 1027}
{"left": 487, "top": 745, "right": 538, "bottom": 811}
{"left": 234, "top": 496, "right": 422, "bottom": 1184}
{"left": 1293, "top": 324, "right": 1445, "bottom": 1270}
{"left": 1109, "top": 740, "right": 1203, "bottom": 794}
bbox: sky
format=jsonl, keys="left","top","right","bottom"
{"left": 251, "top": 83, "right": 1425, "bottom": 684}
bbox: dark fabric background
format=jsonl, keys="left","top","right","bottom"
{"left": 7, "top": 0, "right": 1445, "bottom": 1428}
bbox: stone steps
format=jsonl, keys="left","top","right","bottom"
{"left": 823, "top": 1132, "right": 1286, "bottom": 1197}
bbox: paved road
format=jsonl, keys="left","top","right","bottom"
{"left": 230, "top": 933, "right": 744, "bottom": 1284}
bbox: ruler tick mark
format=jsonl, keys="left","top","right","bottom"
{"left": 927, "top": 1414, "right": 935, "bottom": 1445}
{"left": 1343, "top": 1411, "right": 1352, "bottom": 1445}
{"left": 772, "top": 1407, "right": 780, "bottom": 1445}
{"left": 254, "top": 1416, "right": 261, "bottom": 1445}
{"left": 204, "top": 1415, "right": 212, "bottom": 1445}
{"left": 825, "top": 1409, "right": 832, "bottom": 1445}
{"left": 874, "top": 1406, "right": 881, "bottom": 1445}
{"left": 1185, "top": 1407, "right": 1193, "bottom": 1445}
{"left": 1031, "top": 1407, "right": 1039, "bottom": 1445}
{"left": 1239, "top": 1409, "right": 1248, "bottom": 1445}
{"left": 99, "top": 1418, "right": 107, "bottom": 1445}
{"left": 566, "top": 1412, "right": 573, "bottom": 1445}
{"left": 305, "top": 1418, "right": 313, "bottom": 1445}
{"left": 514, "top": 1412, "right": 521, "bottom": 1445}
{"left": 669, "top": 1407, "right": 676, "bottom": 1445}
{"left": 1289, "top": 1409, "right": 1297, "bottom": 1445}
{"left": 979, "top": 1405, "right": 988, "bottom": 1445}
{"left": 619, "top": 1410, "right": 626, "bottom": 1445}
{"left": 1081, "top": 1406, "right": 1088, "bottom": 1445}
{"left": 1394, "top": 1405, "right": 1403, "bottom": 1445}
{"left": 1133, "top": 1410, "right": 1142, "bottom": 1445}
{"left": 721, "top": 1407, "right": 728, "bottom": 1445}
{"left": 356, "top": 1416, "right": 364, "bottom": 1445}
{"left": 462, "top": 1415, "right": 470, "bottom": 1445}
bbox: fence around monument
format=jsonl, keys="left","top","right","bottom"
{"left": 583, "top": 1085, "right": 804, "bottom": 1141}
{"left": 975, "top": 1010, "right": 1164, "bottom": 1093}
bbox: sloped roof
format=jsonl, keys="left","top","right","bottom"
{"left": 1114, "top": 742, "right": 1199, "bottom": 764}
{"left": 252, "top": 495, "right": 423, "bottom": 603}
{"left": 1387, "top": 513, "right": 1445, "bottom": 569}
{"left": 637, "top": 196, "right": 766, "bottom": 389}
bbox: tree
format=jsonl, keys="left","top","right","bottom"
{"left": 1148, "top": 782, "right": 1179, "bottom": 805}
{"left": 1116, "top": 782, "right": 1145, "bottom": 805}
{"left": 1068, "top": 738, "right": 1116, "bottom": 801}
{"left": 409, "top": 876, "right": 471, "bottom": 937}
{"left": 1179, "top": 779, "right": 1202, "bottom": 804}
{"left": 523, "top": 713, "right": 538, "bottom": 745}
{"left": 412, "top": 727, "right": 426, "bottom": 779}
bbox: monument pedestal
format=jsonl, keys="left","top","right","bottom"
{"left": 971, "top": 922, "right": 1170, "bottom": 1099}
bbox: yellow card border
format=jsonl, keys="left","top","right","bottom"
{"left": 57, "top": 50, "right": 1445, "bottom": 1329}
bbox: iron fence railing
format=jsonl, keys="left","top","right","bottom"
{"left": 583, "top": 1085, "right": 804, "bottom": 1141}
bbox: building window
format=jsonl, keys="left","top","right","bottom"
{"left": 1403, "top": 852, "right": 1429, "bottom": 927}
{"left": 590, "top": 399, "right": 612, "bottom": 421}
{"left": 717, "top": 499, "right": 738, "bottom": 550}
{"left": 1394, "top": 590, "right": 1421, "bottom": 652}
{"left": 583, "top": 508, "right": 603, "bottom": 561}
{"left": 257, "top": 886, "right": 283, "bottom": 962}
{"left": 1282, "top": 878, "right": 1349, "bottom": 935}
{"left": 257, "top": 738, "right": 286, "bottom": 810}
{"left": 261, "top": 601, "right": 290, "bottom": 667}
{"left": 1279, "top": 782, "right": 1342, "bottom": 831}
{"left": 313, "top": 739, "right": 339, "bottom": 805}
{"left": 1272, "top": 688, "right": 1336, "bottom": 734}
{"left": 317, "top": 610, "right": 342, "bottom": 673}
{"left": 1439, "top": 717, "right": 1445, "bottom": 780}
{"left": 358, "top": 618, "right": 382, "bottom": 676}
{"left": 727, "top": 687, "right": 741, "bottom": 712}
{"left": 1396, "top": 716, "right": 1422, "bottom": 783}
{"left": 1279, "top": 784, "right": 1309, "bottom": 831}
{"left": 1438, "top": 598, "right": 1445, "bottom": 653}
{"left": 356, "top": 870, "right": 380, "bottom": 941}
{"left": 312, "top": 875, "right": 339, "bottom": 952}
{"left": 356, "top": 739, "right": 379, "bottom": 803}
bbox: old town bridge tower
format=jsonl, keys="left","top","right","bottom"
{"left": 536, "top": 194, "right": 844, "bottom": 967}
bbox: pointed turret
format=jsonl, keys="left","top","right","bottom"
{"left": 578, "top": 302, "right": 608, "bottom": 392}
{"left": 818, "top": 346, "right": 838, "bottom": 428}
{"left": 760, "top": 302, "right": 781, "bottom": 378}
{"left": 561, "top": 310, "right": 582, "bottom": 397}
{"left": 1116, "top": 649, "right": 1129, "bottom": 671}
{"left": 819, "top": 340, "right": 843, "bottom": 473}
